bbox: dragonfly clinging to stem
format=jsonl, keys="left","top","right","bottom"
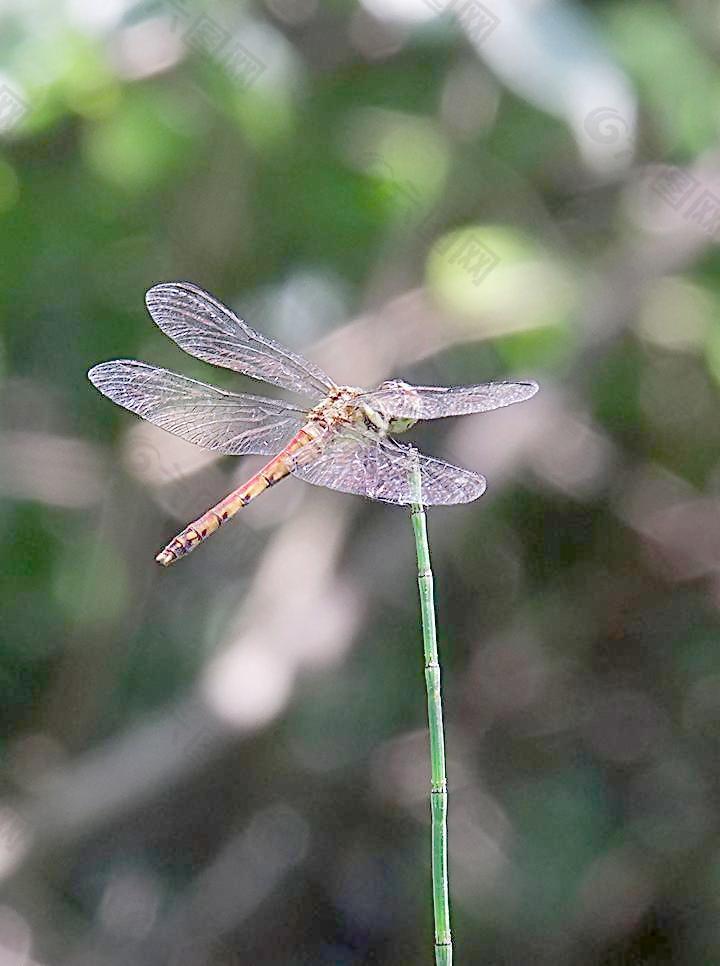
{"left": 88, "top": 282, "right": 538, "bottom": 566}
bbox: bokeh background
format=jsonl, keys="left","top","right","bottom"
{"left": 1, "top": 0, "right": 720, "bottom": 963}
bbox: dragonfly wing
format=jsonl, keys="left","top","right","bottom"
{"left": 360, "top": 379, "right": 539, "bottom": 420}
{"left": 88, "top": 360, "right": 307, "bottom": 455}
{"left": 145, "top": 281, "right": 336, "bottom": 402}
{"left": 288, "top": 429, "right": 486, "bottom": 505}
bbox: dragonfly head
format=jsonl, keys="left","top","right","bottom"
{"left": 361, "top": 379, "right": 419, "bottom": 435}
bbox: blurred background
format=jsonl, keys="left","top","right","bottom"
{"left": 1, "top": 0, "right": 720, "bottom": 963}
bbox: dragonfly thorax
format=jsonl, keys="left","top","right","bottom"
{"left": 309, "top": 386, "right": 365, "bottom": 432}
{"left": 307, "top": 384, "right": 418, "bottom": 438}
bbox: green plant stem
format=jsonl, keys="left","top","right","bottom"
{"left": 409, "top": 456, "right": 452, "bottom": 966}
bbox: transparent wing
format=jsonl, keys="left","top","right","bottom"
{"left": 359, "top": 379, "right": 539, "bottom": 421}
{"left": 145, "top": 281, "right": 336, "bottom": 402}
{"left": 288, "top": 429, "right": 486, "bottom": 505}
{"left": 88, "top": 360, "right": 308, "bottom": 456}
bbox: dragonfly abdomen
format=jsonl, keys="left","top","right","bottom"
{"left": 155, "top": 427, "right": 315, "bottom": 566}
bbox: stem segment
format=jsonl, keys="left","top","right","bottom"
{"left": 409, "top": 454, "right": 452, "bottom": 966}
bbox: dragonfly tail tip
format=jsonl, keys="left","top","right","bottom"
{"left": 155, "top": 548, "right": 175, "bottom": 567}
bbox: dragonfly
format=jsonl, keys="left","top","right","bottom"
{"left": 88, "top": 282, "right": 538, "bottom": 566}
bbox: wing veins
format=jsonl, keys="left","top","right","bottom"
{"left": 288, "top": 426, "right": 486, "bottom": 505}
{"left": 359, "top": 379, "right": 539, "bottom": 420}
{"left": 145, "top": 282, "right": 336, "bottom": 401}
{"left": 88, "top": 360, "right": 308, "bottom": 456}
